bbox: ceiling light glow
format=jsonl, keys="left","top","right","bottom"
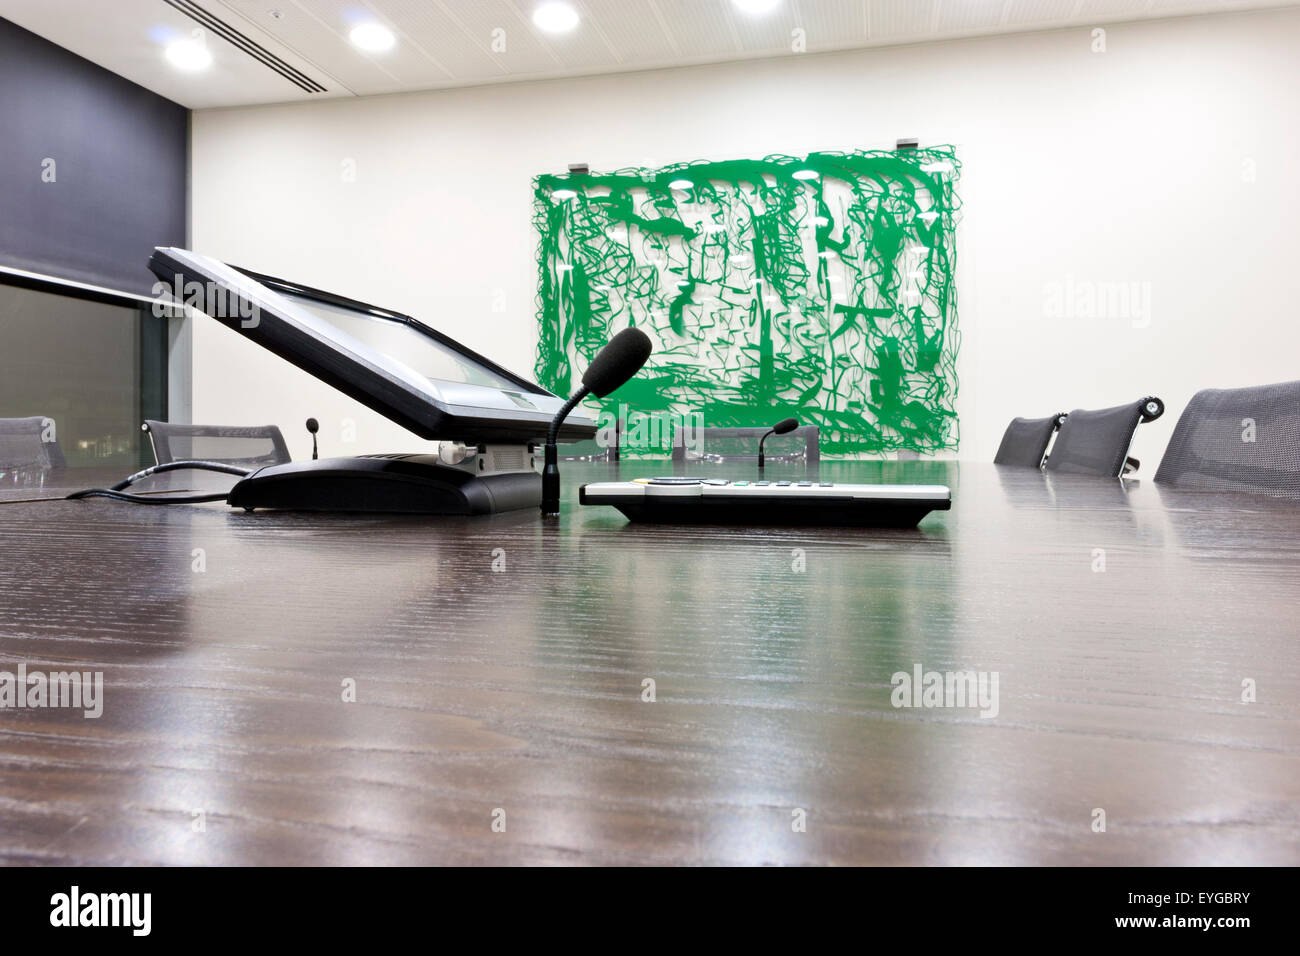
{"left": 533, "top": 2, "right": 580, "bottom": 33}
{"left": 732, "top": 0, "right": 782, "bottom": 16}
{"left": 350, "top": 23, "right": 396, "bottom": 52}
{"left": 165, "top": 38, "right": 212, "bottom": 71}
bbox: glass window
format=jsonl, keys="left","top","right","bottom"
{"left": 0, "top": 280, "right": 168, "bottom": 474}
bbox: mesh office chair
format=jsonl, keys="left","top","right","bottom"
{"left": 671, "top": 425, "right": 821, "bottom": 464}
{"left": 0, "top": 416, "right": 66, "bottom": 471}
{"left": 1154, "top": 380, "right": 1300, "bottom": 497}
{"left": 1044, "top": 397, "right": 1165, "bottom": 477}
{"left": 142, "top": 421, "right": 291, "bottom": 469}
{"left": 993, "top": 413, "right": 1067, "bottom": 468}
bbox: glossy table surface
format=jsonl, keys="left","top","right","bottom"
{"left": 1, "top": 460, "right": 1297, "bottom": 865}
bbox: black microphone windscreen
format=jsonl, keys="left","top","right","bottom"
{"left": 773, "top": 417, "right": 799, "bottom": 435}
{"left": 306, "top": 418, "right": 319, "bottom": 433}
{"left": 581, "top": 327, "right": 653, "bottom": 398}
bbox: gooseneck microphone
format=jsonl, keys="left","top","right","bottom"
{"left": 305, "top": 417, "right": 319, "bottom": 460}
{"left": 542, "top": 327, "right": 653, "bottom": 516}
{"left": 758, "top": 417, "right": 799, "bottom": 471}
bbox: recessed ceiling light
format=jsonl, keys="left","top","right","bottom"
{"left": 350, "top": 22, "right": 396, "bottom": 52}
{"left": 732, "top": 0, "right": 782, "bottom": 16}
{"left": 165, "top": 38, "right": 212, "bottom": 72}
{"left": 533, "top": 2, "right": 580, "bottom": 33}
{"left": 552, "top": 189, "right": 577, "bottom": 200}
{"left": 792, "top": 169, "right": 819, "bottom": 181}
{"left": 669, "top": 179, "right": 693, "bottom": 190}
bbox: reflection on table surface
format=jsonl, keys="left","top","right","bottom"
{"left": 1, "top": 461, "right": 1297, "bottom": 865}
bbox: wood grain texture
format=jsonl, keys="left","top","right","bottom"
{"left": 0, "top": 461, "right": 1297, "bottom": 865}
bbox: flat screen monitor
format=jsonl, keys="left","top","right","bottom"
{"left": 149, "top": 247, "right": 595, "bottom": 444}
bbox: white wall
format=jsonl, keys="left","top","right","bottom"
{"left": 190, "top": 6, "right": 1300, "bottom": 465}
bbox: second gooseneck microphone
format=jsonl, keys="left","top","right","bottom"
{"left": 758, "top": 417, "right": 800, "bottom": 471}
{"left": 305, "top": 417, "right": 319, "bottom": 460}
{"left": 542, "top": 327, "right": 653, "bottom": 516}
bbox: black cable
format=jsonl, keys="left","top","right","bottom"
{"left": 66, "top": 488, "right": 231, "bottom": 505}
{"left": 67, "top": 459, "right": 251, "bottom": 505}
{"left": 110, "top": 459, "right": 252, "bottom": 491}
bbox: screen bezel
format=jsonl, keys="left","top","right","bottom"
{"left": 149, "top": 247, "right": 595, "bottom": 444}
{"left": 235, "top": 266, "right": 551, "bottom": 397}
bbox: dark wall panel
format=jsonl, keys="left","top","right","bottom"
{"left": 0, "top": 17, "right": 187, "bottom": 296}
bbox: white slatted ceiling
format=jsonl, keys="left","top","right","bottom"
{"left": 934, "top": 0, "right": 1011, "bottom": 33}
{"left": 652, "top": 0, "right": 745, "bottom": 58}
{"left": 579, "top": 0, "right": 678, "bottom": 63}
{"left": 0, "top": 0, "right": 1292, "bottom": 107}
{"left": 870, "top": 0, "right": 942, "bottom": 38}
{"left": 794, "top": 0, "right": 871, "bottom": 44}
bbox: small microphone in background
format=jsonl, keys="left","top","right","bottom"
{"left": 759, "top": 417, "right": 799, "bottom": 471}
{"left": 542, "top": 327, "right": 653, "bottom": 516}
{"left": 305, "top": 417, "right": 319, "bottom": 460}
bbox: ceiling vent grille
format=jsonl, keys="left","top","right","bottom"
{"left": 163, "top": 0, "right": 327, "bottom": 93}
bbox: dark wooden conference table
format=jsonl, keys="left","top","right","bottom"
{"left": 1, "top": 459, "right": 1297, "bottom": 866}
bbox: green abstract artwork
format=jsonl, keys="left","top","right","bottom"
{"left": 533, "top": 148, "right": 960, "bottom": 455}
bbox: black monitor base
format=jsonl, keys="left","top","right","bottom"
{"left": 227, "top": 455, "right": 540, "bottom": 515}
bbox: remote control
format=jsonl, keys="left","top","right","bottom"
{"left": 579, "top": 477, "right": 951, "bottom": 527}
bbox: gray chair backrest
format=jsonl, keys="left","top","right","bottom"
{"left": 143, "top": 421, "right": 291, "bottom": 468}
{"left": 0, "top": 416, "right": 65, "bottom": 470}
{"left": 993, "top": 413, "right": 1066, "bottom": 468}
{"left": 1045, "top": 397, "right": 1164, "bottom": 477}
{"left": 671, "top": 425, "right": 821, "bottom": 463}
{"left": 1154, "top": 380, "right": 1300, "bottom": 497}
